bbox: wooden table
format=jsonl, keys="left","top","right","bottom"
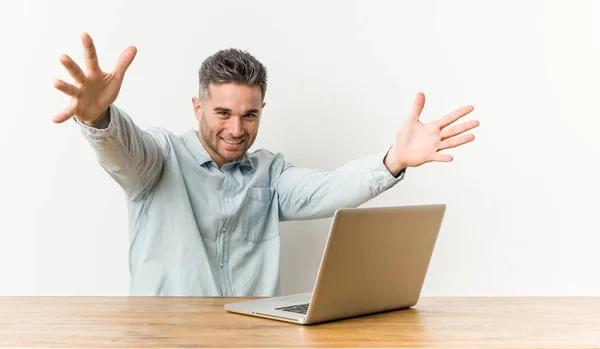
{"left": 0, "top": 297, "right": 598, "bottom": 348}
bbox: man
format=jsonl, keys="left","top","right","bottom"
{"left": 52, "top": 33, "right": 479, "bottom": 296}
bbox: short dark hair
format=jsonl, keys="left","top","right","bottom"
{"left": 198, "top": 48, "right": 268, "bottom": 100}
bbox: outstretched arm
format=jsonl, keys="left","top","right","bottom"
{"left": 276, "top": 150, "right": 405, "bottom": 221}
{"left": 53, "top": 33, "right": 164, "bottom": 201}
{"left": 276, "top": 92, "right": 479, "bottom": 221}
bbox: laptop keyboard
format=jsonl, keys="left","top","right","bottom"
{"left": 275, "top": 303, "right": 309, "bottom": 314}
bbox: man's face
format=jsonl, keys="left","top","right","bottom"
{"left": 192, "top": 83, "right": 266, "bottom": 168}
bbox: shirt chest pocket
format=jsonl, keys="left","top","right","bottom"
{"left": 240, "top": 187, "right": 279, "bottom": 243}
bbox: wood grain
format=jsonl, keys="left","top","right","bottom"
{"left": 0, "top": 297, "right": 599, "bottom": 348}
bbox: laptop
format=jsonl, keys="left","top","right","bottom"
{"left": 224, "top": 204, "right": 446, "bottom": 325}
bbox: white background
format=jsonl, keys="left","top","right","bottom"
{"left": 0, "top": 0, "right": 598, "bottom": 296}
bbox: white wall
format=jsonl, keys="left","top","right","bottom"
{"left": 0, "top": 0, "right": 598, "bottom": 296}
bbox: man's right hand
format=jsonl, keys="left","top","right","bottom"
{"left": 52, "top": 32, "right": 137, "bottom": 127}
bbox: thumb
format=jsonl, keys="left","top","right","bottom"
{"left": 114, "top": 46, "right": 137, "bottom": 80}
{"left": 407, "top": 92, "right": 425, "bottom": 123}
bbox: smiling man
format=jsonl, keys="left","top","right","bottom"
{"left": 52, "top": 33, "right": 479, "bottom": 296}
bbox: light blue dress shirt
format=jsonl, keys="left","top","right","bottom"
{"left": 76, "top": 104, "right": 405, "bottom": 296}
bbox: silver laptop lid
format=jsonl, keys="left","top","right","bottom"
{"left": 305, "top": 204, "right": 446, "bottom": 324}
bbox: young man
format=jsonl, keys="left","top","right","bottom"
{"left": 52, "top": 33, "right": 479, "bottom": 296}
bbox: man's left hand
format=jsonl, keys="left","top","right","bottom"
{"left": 384, "top": 92, "right": 480, "bottom": 175}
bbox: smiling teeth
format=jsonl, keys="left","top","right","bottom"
{"left": 223, "top": 139, "right": 242, "bottom": 144}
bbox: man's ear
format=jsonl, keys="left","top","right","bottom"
{"left": 262, "top": 102, "right": 267, "bottom": 109}
{"left": 192, "top": 97, "right": 203, "bottom": 122}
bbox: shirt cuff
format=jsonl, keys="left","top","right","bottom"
{"left": 367, "top": 147, "right": 407, "bottom": 192}
{"left": 73, "top": 105, "right": 117, "bottom": 140}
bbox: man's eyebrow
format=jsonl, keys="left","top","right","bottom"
{"left": 213, "top": 107, "right": 259, "bottom": 114}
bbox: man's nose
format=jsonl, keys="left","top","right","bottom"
{"left": 228, "top": 117, "right": 244, "bottom": 138}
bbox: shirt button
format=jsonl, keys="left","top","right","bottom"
{"left": 222, "top": 227, "right": 227, "bottom": 232}
{"left": 220, "top": 262, "right": 224, "bottom": 268}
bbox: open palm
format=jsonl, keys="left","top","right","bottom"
{"left": 52, "top": 33, "right": 137, "bottom": 124}
{"left": 394, "top": 93, "right": 479, "bottom": 168}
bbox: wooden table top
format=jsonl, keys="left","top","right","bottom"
{"left": 0, "top": 296, "right": 598, "bottom": 348}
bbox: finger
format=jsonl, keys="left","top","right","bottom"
{"left": 53, "top": 78, "right": 80, "bottom": 98}
{"left": 440, "top": 119, "right": 480, "bottom": 141}
{"left": 59, "top": 54, "right": 86, "bottom": 83}
{"left": 407, "top": 92, "right": 425, "bottom": 123}
{"left": 113, "top": 46, "right": 137, "bottom": 80}
{"left": 52, "top": 104, "right": 77, "bottom": 123}
{"left": 81, "top": 32, "right": 101, "bottom": 72}
{"left": 437, "top": 133, "right": 476, "bottom": 151}
{"left": 429, "top": 153, "right": 453, "bottom": 162}
{"left": 437, "top": 105, "right": 474, "bottom": 129}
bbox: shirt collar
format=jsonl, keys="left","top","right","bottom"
{"left": 183, "top": 129, "right": 255, "bottom": 172}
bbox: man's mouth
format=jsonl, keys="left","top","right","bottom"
{"left": 222, "top": 138, "right": 244, "bottom": 145}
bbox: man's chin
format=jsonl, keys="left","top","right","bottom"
{"left": 219, "top": 149, "right": 247, "bottom": 163}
